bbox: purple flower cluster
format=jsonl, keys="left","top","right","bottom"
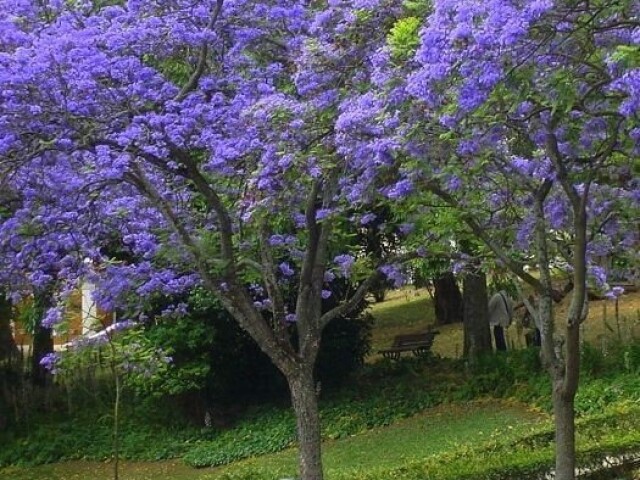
{"left": 39, "top": 352, "right": 61, "bottom": 374}
{"left": 379, "top": 264, "right": 406, "bottom": 288}
{"left": 333, "top": 254, "right": 355, "bottom": 278}
{"left": 604, "top": 286, "right": 625, "bottom": 300}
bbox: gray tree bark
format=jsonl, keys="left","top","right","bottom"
{"left": 289, "top": 363, "right": 323, "bottom": 480}
{"left": 0, "top": 291, "right": 18, "bottom": 363}
{"left": 533, "top": 169, "right": 587, "bottom": 480}
{"left": 434, "top": 272, "right": 463, "bottom": 325}
{"left": 462, "top": 271, "right": 492, "bottom": 362}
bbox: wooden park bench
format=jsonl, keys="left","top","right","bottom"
{"left": 378, "top": 331, "right": 439, "bottom": 360}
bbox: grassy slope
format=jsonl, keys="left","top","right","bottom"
{"left": 0, "top": 401, "right": 544, "bottom": 480}
{"left": 226, "top": 400, "right": 543, "bottom": 477}
{"left": 4, "top": 401, "right": 639, "bottom": 480}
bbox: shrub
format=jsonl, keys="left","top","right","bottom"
{"left": 181, "top": 280, "right": 373, "bottom": 406}
{"left": 0, "top": 411, "right": 201, "bottom": 467}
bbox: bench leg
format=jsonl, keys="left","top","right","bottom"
{"left": 412, "top": 348, "right": 431, "bottom": 358}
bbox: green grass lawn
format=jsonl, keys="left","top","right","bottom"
{"left": 0, "top": 400, "right": 544, "bottom": 480}
{"left": 221, "top": 400, "right": 543, "bottom": 477}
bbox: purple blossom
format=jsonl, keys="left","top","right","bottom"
{"left": 446, "top": 176, "right": 463, "bottom": 192}
{"left": 334, "top": 254, "right": 355, "bottom": 277}
{"left": 604, "top": 286, "right": 625, "bottom": 299}
{"left": 41, "top": 307, "right": 64, "bottom": 329}
{"left": 39, "top": 352, "right": 61, "bottom": 374}
{"left": 279, "top": 262, "right": 295, "bottom": 277}
{"left": 452, "top": 261, "right": 466, "bottom": 275}
{"left": 589, "top": 266, "right": 607, "bottom": 288}
{"left": 268, "top": 234, "right": 296, "bottom": 247}
{"left": 323, "top": 270, "right": 336, "bottom": 283}
{"left": 379, "top": 264, "right": 406, "bottom": 288}
{"left": 254, "top": 299, "right": 273, "bottom": 311}
{"left": 398, "top": 223, "right": 415, "bottom": 236}
{"left": 360, "top": 213, "right": 377, "bottom": 225}
{"left": 316, "top": 208, "right": 332, "bottom": 221}
{"left": 384, "top": 179, "right": 413, "bottom": 200}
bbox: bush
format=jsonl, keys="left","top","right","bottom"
{"left": 574, "top": 374, "right": 640, "bottom": 416}
{"left": 178, "top": 280, "right": 373, "bottom": 406}
{"left": 183, "top": 408, "right": 296, "bottom": 467}
{"left": 0, "top": 410, "right": 201, "bottom": 467}
{"left": 581, "top": 342, "right": 608, "bottom": 376}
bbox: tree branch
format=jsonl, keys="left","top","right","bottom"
{"left": 424, "top": 181, "right": 545, "bottom": 293}
{"left": 545, "top": 129, "right": 580, "bottom": 210}
{"left": 319, "top": 251, "right": 455, "bottom": 329}
{"left": 174, "top": 0, "right": 224, "bottom": 102}
{"left": 125, "top": 164, "right": 296, "bottom": 372}
{"left": 296, "top": 180, "right": 322, "bottom": 309}
{"left": 258, "top": 221, "right": 288, "bottom": 343}
{"left": 168, "top": 146, "right": 238, "bottom": 280}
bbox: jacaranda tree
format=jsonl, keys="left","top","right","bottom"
{"left": 336, "top": 0, "right": 638, "bottom": 478}
{"left": 2, "top": 1, "right": 638, "bottom": 479}
{"left": 0, "top": 1, "right": 417, "bottom": 479}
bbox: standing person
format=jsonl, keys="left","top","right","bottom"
{"left": 488, "top": 291, "right": 514, "bottom": 351}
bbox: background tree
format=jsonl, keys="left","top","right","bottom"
{"left": 342, "top": 1, "right": 639, "bottom": 478}
{"left": 41, "top": 323, "right": 173, "bottom": 480}
{"left": 0, "top": 290, "right": 18, "bottom": 430}
{"left": 0, "top": 292, "right": 17, "bottom": 366}
{"left": 462, "top": 270, "right": 492, "bottom": 361}
{"left": 433, "top": 271, "right": 463, "bottom": 325}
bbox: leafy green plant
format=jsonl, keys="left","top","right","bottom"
{"left": 387, "top": 17, "right": 421, "bottom": 60}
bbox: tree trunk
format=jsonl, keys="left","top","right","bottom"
{"left": 532, "top": 181, "right": 583, "bottom": 480}
{"left": 462, "top": 271, "right": 492, "bottom": 361}
{"left": 31, "top": 326, "right": 53, "bottom": 386}
{"left": 434, "top": 272, "right": 463, "bottom": 325}
{"left": 553, "top": 383, "right": 576, "bottom": 480}
{"left": 288, "top": 364, "right": 323, "bottom": 480}
{"left": 31, "top": 295, "right": 54, "bottom": 387}
{"left": 0, "top": 292, "right": 18, "bottom": 363}
{"left": 552, "top": 314, "right": 581, "bottom": 480}
{"left": 0, "top": 291, "right": 18, "bottom": 430}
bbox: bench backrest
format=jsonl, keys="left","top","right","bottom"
{"left": 392, "top": 333, "right": 436, "bottom": 348}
